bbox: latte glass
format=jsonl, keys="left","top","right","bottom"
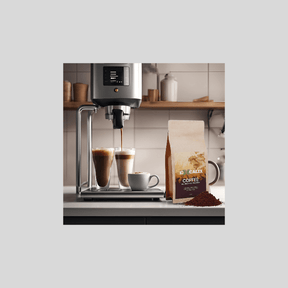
{"left": 92, "top": 148, "right": 114, "bottom": 191}
{"left": 115, "top": 148, "right": 135, "bottom": 190}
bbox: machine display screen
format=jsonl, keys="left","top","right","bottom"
{"left": 103, "top": 66, "right": 129, "bottom": 86}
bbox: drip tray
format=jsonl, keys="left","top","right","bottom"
{"left": 77, "top": 187, "right": 165, "bottom": 200}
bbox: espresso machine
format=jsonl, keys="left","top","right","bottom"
{"left": 76, "top": 63, "right": 164, "bottom": 200}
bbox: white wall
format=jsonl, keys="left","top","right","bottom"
{"left": 63, "top": 63, "right": 225, "bottom": 186}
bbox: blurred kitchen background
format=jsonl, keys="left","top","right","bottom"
{"left": 63, "top": 63, "right": 225, "bottom": 186}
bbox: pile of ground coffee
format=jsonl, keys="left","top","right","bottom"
{"left": 184, "top": 191, "right": 222, "bottom": 206}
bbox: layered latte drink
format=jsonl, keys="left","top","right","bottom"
{"left": 115, "top": 148, "right": 135, "bottom": 189}
{"left": 92, "top": 148, "right": 114, "bottom": 190}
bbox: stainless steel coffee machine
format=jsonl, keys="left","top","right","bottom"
{"left": 76, "top": 63, "right": 164, "bottom": 200}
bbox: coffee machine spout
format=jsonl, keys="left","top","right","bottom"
{"left": 112, "top": 109, "right": 124, "bottom": 129}
{"left": 105, "top": 105, "right": 131, "bottom": 129}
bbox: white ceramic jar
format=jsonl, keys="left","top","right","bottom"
{"left": 160, "top": 73, "right": 178, "bottom": 101}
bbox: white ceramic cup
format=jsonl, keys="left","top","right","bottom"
{"left": 128, "top": 172, "right": 160, "bottom": 191}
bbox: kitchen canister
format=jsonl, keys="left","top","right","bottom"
{"left": 160, "top": 73, "right": 178, "bottom": 101}
{"left": 73, "top": 82, "right": 88, "bottom": 102}
{"left": 148, "top": 89, "right": 159, "bottom": 102}
{"left": 63, "top": 81, "right": 72, "bottom": 102}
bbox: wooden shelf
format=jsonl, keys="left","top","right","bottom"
{"left": 64, "top": 101, "right": 225, "bottom": 110}
{"left": 139, "top": 101, "right": 224, "bottom": 110}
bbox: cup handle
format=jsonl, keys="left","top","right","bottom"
{"left": 148, "top": 175, "right": 160, "bottom": 189}
{"left": 208, "top": 160, "right": 220, "bottom": 186}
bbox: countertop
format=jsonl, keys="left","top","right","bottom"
{"left": 63, "top": 184, "right": 225, "bottom": 217}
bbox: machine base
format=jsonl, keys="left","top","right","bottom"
{"left": 77, "top": 187, "right": 165, "bottom": 200}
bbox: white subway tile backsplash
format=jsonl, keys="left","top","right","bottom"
{"left": 123, "top": 109, "right": 135, "bottom": 128}
{"left": 157, "top": 63, "right": 208, "bottom": 73}
{"left": 169, "top": 110, "right": 208, "bottom": 127}
{"left": 77, "top": 64, "right": 91, "bottom": 72}
{"left": 64, "top": 111, "right": 73, "bottom": 131}
{"left": 135, "top": 129, "right": 167, "bottom": 149}
{"left": 64, "top": 110, "right": 89, "bottom": 133}
{"left": 113, "top": 128, "right": 135, "bottom": 149}
{"left": 92, "top": 129, "right": 113, "bottom": 148}
{"left": 159, "top": 72, "right": 208, "bottom": 101}
{"left": 209, "top": 72, "right": 225, "bottom": 102}
{"left": 209, "top": 63, "right": 225, "bottom": 71}
{"left": 64, "top": 64, "right": 77, "bottom": 72}
{"left": 64, "top": 110, "right": 76, "bottom": 132}
{"left": 135, "top": 110, "right": 169, "bottom": 128}
{"left": 77, "top": 72, "right": 90, "bottom": 85}
{"left": 134, "top": 149, "right": 165, "bottom": 184}
{"left": 63, "top": 72, "right": 77, "bottom": 85}
{"left": 142, "top": 73, "right": 157, "bottom": 95}
{"left": 208, "top": 128, "right": 225, "bottom": 149}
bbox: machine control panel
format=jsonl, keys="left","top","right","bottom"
{"left": 103, "top": 66, "right": 129, "bottom": 86}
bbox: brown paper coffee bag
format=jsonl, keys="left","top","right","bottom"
{"left": 165, "top": 120, "right": 208, "bottom": 203}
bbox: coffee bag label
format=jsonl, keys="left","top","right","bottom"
{"left": 175, "top": 151, "right": 207, "bottom": 199}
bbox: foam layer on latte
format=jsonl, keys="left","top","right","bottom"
{"left": 92, "top": 148, "right": 114, "bottom": 157}
{"left": 115, "top": 149, "right": 135, "bottom": 160}
{"left": 115, "top": 149, "right": 135, "bottom": 155}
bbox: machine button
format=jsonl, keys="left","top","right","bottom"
{"left": 114, "top": 88, "right": 119, "bottom": 92}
